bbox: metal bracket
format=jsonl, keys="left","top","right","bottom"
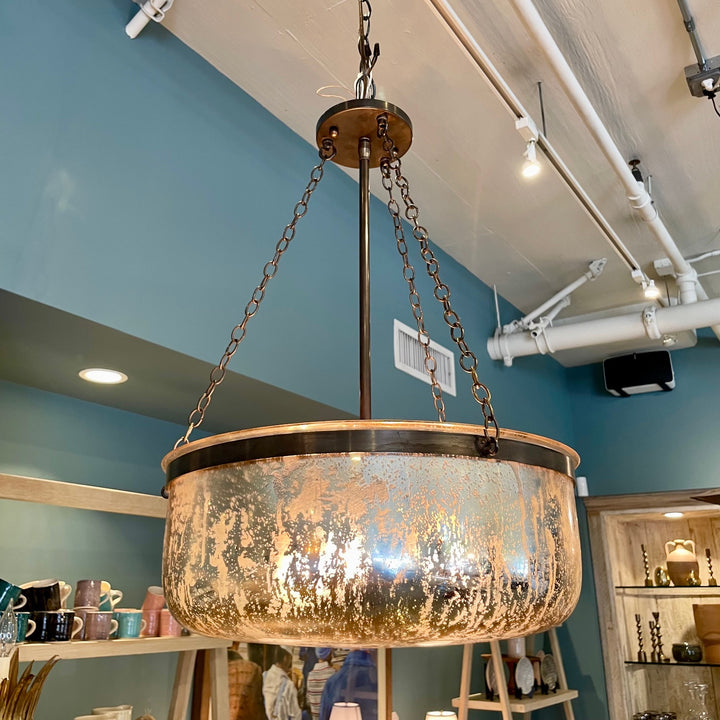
{"left": 642, "top": 305, "right": 662, "bottom": 340}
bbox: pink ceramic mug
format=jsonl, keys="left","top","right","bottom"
{"left": 159, "top": 608, "right": 183, "bottom": 637}
{"left": 141, "top": 585, "right": 164, "bottom": 611}
{"left": 140, "top": 609, "right": 160, "bottom": 637}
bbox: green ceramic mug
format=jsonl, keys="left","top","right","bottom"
{"left": 0, "top": 578, "right": 27, "bottom": 611}
{"left": 111, "top": 609, "right": 146, "bottom": 639}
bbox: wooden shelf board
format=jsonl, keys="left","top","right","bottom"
{"left": 452, "top": 688, "right": 577, "bottom": 711}
{"left": 616, "top": 586, "right": 720, "bottom": 595}
{"left": 583, "top": 488, "right": 720, "bottom": 514}
{"left": 626, "top": 660, "right": 720, "bottom": 668}
{"left": 18, "top": 635, "right": 230, "bottom": 662}
{"left": 0, "top": 473, "right": 166, "bottom": 518}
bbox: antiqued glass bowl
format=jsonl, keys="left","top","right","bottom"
{"left": 161, "top": 420, "right": 581, "bottom": 646}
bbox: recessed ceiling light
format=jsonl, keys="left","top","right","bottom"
{"left": 664, "top": 511, "right": 684, "bottom": 519}
{"left": 78, "top": 368, "right": 128, "bottom": 385}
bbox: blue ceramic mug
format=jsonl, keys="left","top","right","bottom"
{"left": 14, "top": 612, "right": 36, "bottom": 643}
{"left": 111, "top": 609, "right": 146, "bottom": 639}
{"left": 0, "top": 578, "right": 27, "bottom": 611}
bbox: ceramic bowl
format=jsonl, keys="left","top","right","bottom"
{"left": 672, "top": 642, "right": 703, "bottom": 663}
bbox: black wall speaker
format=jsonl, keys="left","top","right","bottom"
{"left": 603, "top": 350, "right": 675, "bottom": 397}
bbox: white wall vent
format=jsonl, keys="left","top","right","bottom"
{"left": 393, "top": 319, "right": 456, "bottom": 396}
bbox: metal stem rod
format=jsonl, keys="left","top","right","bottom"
{"left": 676, "top": 0, "right": 708, "bottom": 71}
{"left": 359, "top": 136, "right": 372, "bottom": 419}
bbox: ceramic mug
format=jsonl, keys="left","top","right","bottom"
{"left": 83, "top": 611, "right": 118, "bottom": 641}
{"left": 76, "top": 716, "right": 115, "bottom": 720}
{"left": 112, "top": 609, "right": 146, "bottom": 639}
{"left": 140, "top": 609, "right": 160, "bottom": 637}
{"left": 141, "top": 585, "right": 164, "bottom": 611}
{"left": 0, "top": 578, "right": 26, "bottom": 611}
{"left": 21, "top": 579, "right": 71, "bottom": 611}
{"left": 92, "top": 705, "right": 132, "bottom": 720}
{"left": 98, "top": 582, "right": 123, "bottom": 612}
{"left": 14, "top": 612, "right": 36, "bottom": 643}
{"left": 74, "top": 579, "right": 104, "bottom": 608}
{"left": 73, "top": 606, "right": 98, "bottom": 640}
{"left": 27, "top": 610, "right": 83, "bottom": 642}
{"left": 159, "top": 608, "right": 183, "bottom": 637}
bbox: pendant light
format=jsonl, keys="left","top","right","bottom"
{"left": 161, "top": 0, "right": 582, "bottom": 647}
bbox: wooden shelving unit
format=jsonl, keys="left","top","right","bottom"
{"left": 585, "top": 488, "right": 720, "bottom": 720}
{"left": 452, "top": 627, "right": 576, "bottom": 720}
{"left": 0, "top": 472, "right": 230, "bottom": 720}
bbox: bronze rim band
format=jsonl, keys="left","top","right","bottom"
{"left": 164, "top": 427, "right": 576, "bottom": 485}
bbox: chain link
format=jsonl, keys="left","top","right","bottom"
{"left": 355, "top": 0, "right": 379, "bottom": 99}
{"left": 377, "top": 116, "right": 499, "bottom": 454}
{"left": 378, "top": 121, "right": 446, "bottom": 422}
{"left": 170, "top": 139, "right": 337, "bottom": 460}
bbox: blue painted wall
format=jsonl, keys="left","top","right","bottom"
{"left": 562, "top": 332, "right": 720, "bottom": 720}
{"left": 567, "top": 331, "right": 720, "bottom": 496}
{"left": 0, "top": 1, "right": 610, "bottom": 719}
{"left": 0, "top": 380, "right": 180, "bottom": 718}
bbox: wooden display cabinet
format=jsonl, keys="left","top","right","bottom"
{"left": 585, "top": 488, "right": 720, "bottom": 719}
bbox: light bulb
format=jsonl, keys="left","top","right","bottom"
{"left": 78, "top": 368, "right": 128, "bottom": 385}
{"left": 521, "top": 141, "right": 541, "bottom": 179}
{"left": 643, "top": 279, "right": 661, "bottom": 299}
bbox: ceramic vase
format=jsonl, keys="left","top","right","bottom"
{"left": 693, "top": 603, "right": 720, "bottom": 663}
{"left": 665, "top": 539, "right": 699, "bottom": 586}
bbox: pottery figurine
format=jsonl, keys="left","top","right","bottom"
{"left": 665, "top": 539, "right": 700, "bottom": 586}
{"left": 654, "top": 566, "right": 671, "bottom": 587}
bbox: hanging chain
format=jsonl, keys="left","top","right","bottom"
{"left": 379, "top": 139, "right": 446, "bottom": 422}
{"left": 377, "top": 115, "right": 500, "bottom": 454}
{"left": 355, "top": 0, "right": 379, "bottom": 99}
{"left": 170, "top": 139, "right": 337, "bottom": 459}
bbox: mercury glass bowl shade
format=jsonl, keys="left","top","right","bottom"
{"left": 161, "top": 420, "right": 581, "bottom": 647}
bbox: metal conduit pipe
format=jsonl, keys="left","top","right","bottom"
{"left": 425, "top": 0, "right": 643, "bottom": 274}
{"left": 505, "top": 0, "right": 710, "bottom": 312}
{"left": 676, "top": 0, "right": 708, "bottom": 72}
{"left": 488, "top": 297, "right": 720, "bottom": 364}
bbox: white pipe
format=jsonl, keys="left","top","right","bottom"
{"left": 125, "top": 0, "right": 174, "bottom": 39}
{"left": 505, "top": 0, "right": 700, "bottom": 300}
{"left": 515, "top": 259, "right": 605, "bottom": 329}
{"left": 688, "top": 249, "right": 720, "bottom": 263}
{"left": 487, "top": 297, "right": 720, "bottom": 363}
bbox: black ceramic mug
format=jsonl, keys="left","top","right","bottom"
{"left": 20, "top": 579, "right": 71, "bottom": 611}
{"left": 27, "top": 610, "right": 83, "bottom": 642}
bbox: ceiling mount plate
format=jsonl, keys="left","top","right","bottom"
{"left": 316, "top": 99, "right": 412, "bottom": 168}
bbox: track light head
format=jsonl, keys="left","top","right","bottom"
{"left": 521, "top": 140, "right": 541, "bottom": 179}
{"left": 643, "top": 279, "right": 661, "bottom": 299}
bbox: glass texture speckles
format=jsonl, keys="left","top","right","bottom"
{"left": 162, "top": 448, "right": 580, "bottom": 646}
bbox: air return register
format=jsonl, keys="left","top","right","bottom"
{"left": 393, "top": 319, "right": 456, "bottom": 395}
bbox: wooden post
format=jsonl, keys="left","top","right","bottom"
{"left": 457, "top": 645, "right": 473, "bottom": 720}
{"left": 168, "top": 650, "right": 197, "bottom": 720}
{"left": 208, "top": 646, "right": 230, "bottom": 720}
{"left": 490, "top": 640, "right": 512, "bottom": 720}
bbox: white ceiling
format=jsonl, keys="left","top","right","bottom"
{"left": 160, "top": 0, "right": 720, "bottom": 365}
